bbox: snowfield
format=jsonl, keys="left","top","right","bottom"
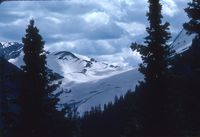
{"left": 56, "top": 68, "right": 142, "bottom": 115}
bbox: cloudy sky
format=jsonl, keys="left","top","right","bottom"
{"left": 0, "top": 0, "right": 189, "bottom": 66}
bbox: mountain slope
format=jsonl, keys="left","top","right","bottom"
{"left": 0, "top": 42, "right": 143, "bottom": 114}
{"left": 21, "top": 52, "right": 143, "bottom": 113}
{"left": 171, "top": 29, "right": 196, "bottom": 53}
{"left": 57, "top": 68, "right": 142, "bottom": 114}
{"left": 46, "top": 51, "right": 126, "bottom": 83}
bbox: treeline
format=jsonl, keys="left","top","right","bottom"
{"left": 81, "top": 91, "right": 136, "bottom": 137}
{"left": 80, "top": 0, "right": 200, "bottom": 137}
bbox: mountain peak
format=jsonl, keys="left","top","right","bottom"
{"left": 0, "top": 42, "right": 22, "bottom": 48}
{"left": 54, "top": 51, "right": 79, "bottom": 60}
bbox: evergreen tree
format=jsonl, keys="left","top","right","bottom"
{"left": 16, "top": 20, "right": 72, "bottom": 137}
{"left": 184, "top": 0, "right": 200, "bottom": 36}
{"left": 131, "top": 0, "right": 172, "bottom": 83}
{"left": 80, "top": 91, "right": 137, "bottom": 137}
{"left": 131, "top": 0, "right": 174, "bottom": 135}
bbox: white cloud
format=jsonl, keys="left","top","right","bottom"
{"left": 117, "top": 22, "right": 146, "bottom": 37}
{"left": 83, "top": 12, "right": 110, "bottom": 25}
{"left": 45, "top": 16, "right": 62, "bottom": 24}
{"left": 94, "top": 48, "right": 142, "bottom": 67}
{"left": 162, "top": 0, "right": 179, "bottom": 17}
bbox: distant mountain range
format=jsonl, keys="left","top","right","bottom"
{"left": 0, "top": 41, "right": 143, "bottom": 114}
{"left": 0, "top": 28, "right": 196, "bottom": 114}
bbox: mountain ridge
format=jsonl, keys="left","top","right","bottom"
{"left": 0, "top": 42, "right": 142, "bottom": 114}
{"left": 0, "top": 28, "right": 196, "bottom": 114}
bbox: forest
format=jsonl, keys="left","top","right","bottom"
{"left": 0, "top": 0, "right": 200, "bottom": 137}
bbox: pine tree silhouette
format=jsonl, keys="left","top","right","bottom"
{"left": 184, "top": 0, "right": 200, "bottom": 36}
{"left": 131, "top": 0, "right": 174, "bottom": 135}
{"left": 16, "top": 19, "right": 73, "bottom": 137}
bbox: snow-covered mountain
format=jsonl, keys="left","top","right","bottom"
{"left": 0, "top": 42, "right": 143, "bottom": 114}
{"left": 0, "top": 29, "right": 196, "bottom": 114}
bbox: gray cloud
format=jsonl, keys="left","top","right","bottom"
{"left": 0, "top": 0, "right": 189, "bottom": 66}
